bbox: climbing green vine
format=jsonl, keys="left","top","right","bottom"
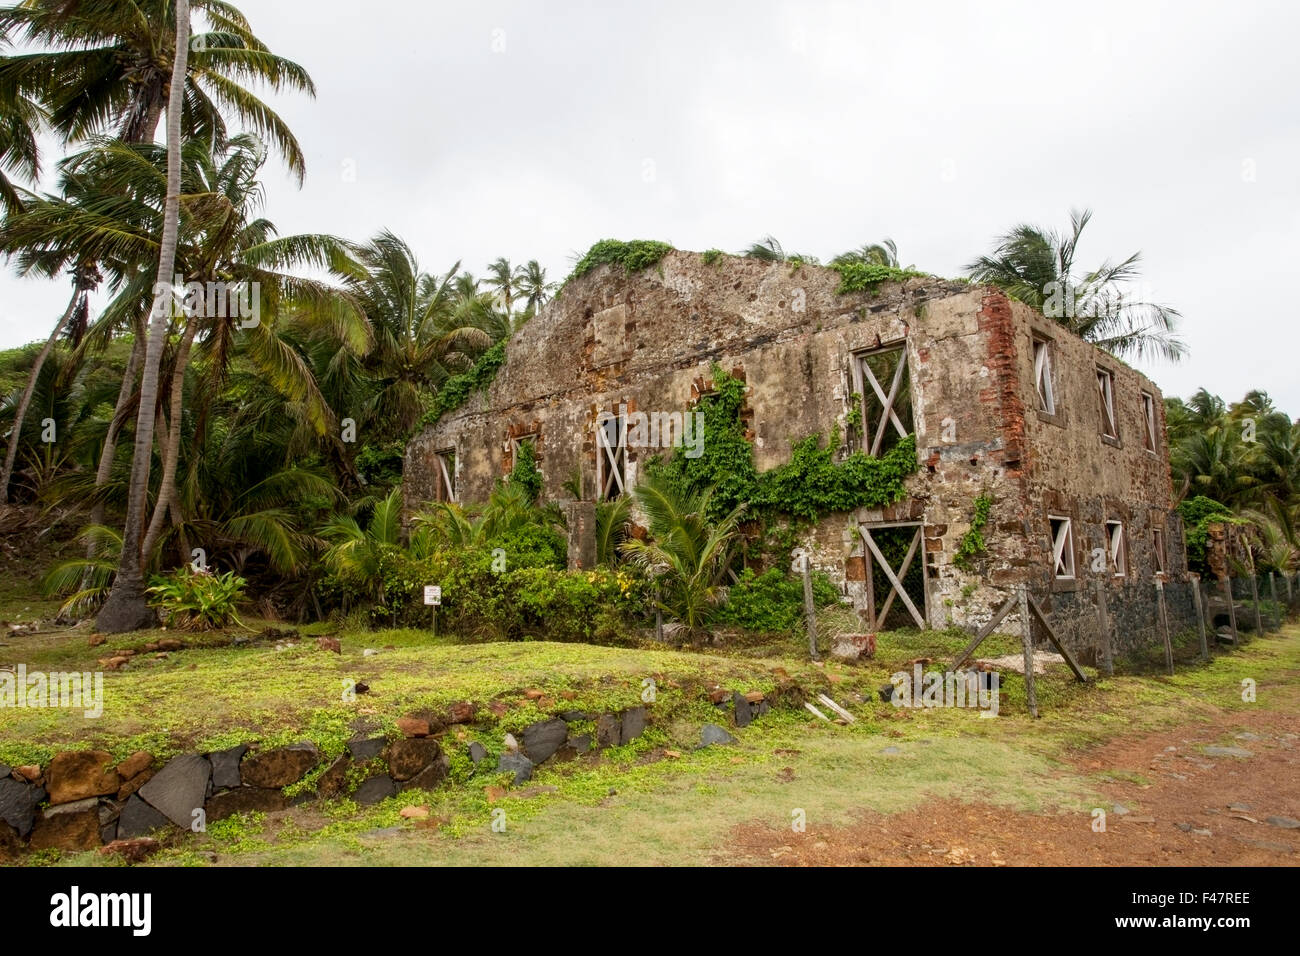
{"left": 568, "top": 239, "right": 675, "bottom": 283}
{"left": 833, "top": 261, "right": 928, "bottom": 294}
{"left": 413, "top": 340, "right": 507, "bottom": 433}
{"left": 646, "top": 365, "right": 918, "bottom": 524}
{"left": 953, "top": 493, "right": 992, "bottom": 571}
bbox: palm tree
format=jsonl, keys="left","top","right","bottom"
{"left": 0, "top": 0, "right": 314, "bottom": 179}
{"left": 95, "top": 0, "right": 190, "bottom": 633}
{"left": 619, "top": 472, "right": 744, "bottom": 640}
{"left": 965, "top": 208, "right": 1186, "bottom": 363}
{"left": 831, "top": 238, "right": 908, "bottom": 269}
{"left": 514, "top": 259, "right": 554, "bottom": 317}
{"left": 0, "top": 259, "right": 99, "bottom": 501}
{"left": 337, "top": 231, "right": 505, "bottom": 443}
{"left": 0, "top": 23, "right": 40, "bottom": 213}
{"left": 483, "top": 256, "right": 515, "bottom": 317}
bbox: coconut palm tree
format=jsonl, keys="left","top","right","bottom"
{"left": 337, "top": 231, "right": 506, "bottom": 443}
{"left": 0, "top": 23, "right": 41, "bottom": 213}
{"left": 0, "top": 0, "right": 314, "bottom": 179}
{"left": 483, "top": 256, "right": 516, "bottom": 317}
{"left": 620, "top": 472, "right": 744, "bottom": 640}
{"left": 831, "top": 238, "right": 908, "bottom": 269}
{"left": 95, "top": 0, "right": 190, "bottom": 632}
{"left": 965, "top": 208, "right": 1186, "bottom": 363}
{"left": 514, "top": 259, "right": 554, "bottom": 317}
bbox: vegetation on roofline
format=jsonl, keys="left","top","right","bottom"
{"left": 568, "top": 239, "right": 675, "bottom": 283}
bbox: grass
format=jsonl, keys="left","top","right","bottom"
{"left": 4, "top": 578, "right": 1298, "bottom": 866}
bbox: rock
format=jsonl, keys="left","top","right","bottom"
{"left": 1203, "top": 746, "right": 1253, "bottom": 758}
{"left": 388, "top": 738, "right": 441, "bottom": 781}
{"left": 1112, "top": 804, "right": 1131, "bottom": 816}
{"left": 0, "top": 778, "right": 45, "bottom": 837}
{"left": 878, "top": 684, "right": 896, "bottom": 703}
{"left": 1235, "top": 732, "right": 1264, "bottom": 741}
{"left": 46, "top": 750, "right": 121, "bottom": 804}
{"left": 347, "top": 735, "right": 387, "bottom": 761}
{"left": 830, "top": 633, "right": 877, "bottom": 661}
{"left": 208, "top": 745, "right": 248, "bottom": 789}
{"left": 503, "top": 732, "right": 519, "bottom": 751}
{"left": 468, "top": 742, "right": 488, "bottom": 765}
{"left": 733, "top": 692, "right": 752, "bottom": 728}
{"left": 316, "top": 636, "right": 341, "bottom": 653}
{"left": 397, "top": 754, "right": 450, "bottom": 793}
{"left": 621, "top": 706, "right": 647, "bottom": 743}
{"left": 156, "top": 638, "right": 184, "bottom": 651}
{"left": 1266, "top": 816, "right": 1300, "bottom": 829}
{"left": 354, "top": 681, "right": 370, "bottom": 695}
{"left": 30, "top": 801, "right": 102, "bottom": 851}
{"left": 117, "top": 795, "right": 173, "bottom": 839}
{"left": 88, "top": 634, "right": 106, "bottom": 647}
{"left": 14, "top": 765, "right": 41, "bottom": 783}
{"left": 98, "top": 838, "right": 160, "bottom": 863}
{"left": 596, "top": 714, "right": 622, "bottom": 749}
{"left": 205, "top": 787, "right": 287, "bottom": 821}
{"left": 882, "top": 746, "right": 901, "bottom": 755}
{"left": 138, "top": 754, "right": 212, "bottom": 828}
{"left": 397, "top": 717, "right": 431, "bottom": 738}
{"left": 487, "top": 700, "right": 508, "bottom": 717}
{"left": 116, "top": 768, "right": 155, "bottom": 801}
{"left": 521, "top": 718, "right": 568, "bottom": 764}
{"left": 353, "top": 775, "right": 396, "bottom": 806}
{"left": 315, "top": 756, "right": 351, "bottom": 798}
{"left": 560, "top": 710, "right": 595, "bottom": 722}
{"left": 1227, "top": 802, "right": 1252, "bottom": 811}
{"left": 708, "top": 688, "right": 729, "bottom": 704}
{"left": 363, "top": 648, "right": 379, "bottom": 657}
{"left": 524, "top": 688, "right": 544, "bottom": 700}
{"left": 400, "top": 805, "right": 429, "bottom": 819}
{"left": 115, "top": 751, "right": 154, "bottom": 781}
{"left": 239, "top": 742, "right": 319, "bottom": 788}
{"left": 447, "top": 701, "right": 475, "bottom": 724}
{"left": 568, "top": 734, "right": 592, "bottom": 755}
{"left": 498, "top": 750, "right": 533, "bottom": 785}
{"left": 0, "top": 762, "right": 7, "bottom": 779}
{"left": 700, "top": 723, "right": 737, "bottom": 747}
{"left": 1192, "top": 828, "right": 1212, "bottom": 837}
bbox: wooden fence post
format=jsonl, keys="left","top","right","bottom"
{"left": 1269, "top": 572, "right": 1280, "bottom": 630}
{"left": 1249, "top": 573, "right": 1263, "bottom": 637}
{"left": 801, "top": 554, "right": 819, "bottom": 661}
{"left": 1018, "top": 586, "right": 1038, "bottom": 719}
{"left": 1224, "top": 576, "right": 1239, "bottom": 645}
{"left": 1156, "top": 580, "right": 1174, "bottom": 675}
{"left": 1094, "top": 579, "right": 1113, "bottom": 677}
{"left": 1190, "top": 574, "right": 1209, "bottom": 661}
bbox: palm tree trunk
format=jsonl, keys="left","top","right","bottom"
{"left": 96, "top": 0, "right": 191, "bottom": 633}
{"left": 0, "top": 285, "right": 81, "bottom": 504}
{"left": 141, "top": 320, "right": 198, "bottom": 561}
{"left": 85, "top": 331, "right": 145, "bottom": 542}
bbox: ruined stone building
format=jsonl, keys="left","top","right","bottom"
{"left": 405, "top": 250, "right": 1192, "bottom": 657}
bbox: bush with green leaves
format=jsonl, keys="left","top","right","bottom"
{"left": 712, "top": 567, "right": 839, "bottom": 633}
{"left": 146, "top": 567, "right": 248, "bottom": 630}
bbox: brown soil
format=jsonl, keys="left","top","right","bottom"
{"left": 725, "top": 709, "right": 1300, "bottom": 866}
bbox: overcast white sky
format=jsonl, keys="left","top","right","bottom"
{"left": 2, "top": 0, "right": 1297, "bottom": 410}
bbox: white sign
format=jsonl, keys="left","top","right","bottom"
{"left": 423, "top": 585, "right": 442, "bottom": 606}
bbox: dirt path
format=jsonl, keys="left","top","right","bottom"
{"left": 726, "top": 708, "right": 1300, "bottom": 866}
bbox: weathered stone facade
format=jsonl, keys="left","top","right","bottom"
{"left": 404, "top": 251, "right": 1189, "bottom": 655}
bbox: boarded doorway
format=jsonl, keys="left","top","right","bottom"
{"left": 859, "top": 522, "right": 928, "bottom": 630}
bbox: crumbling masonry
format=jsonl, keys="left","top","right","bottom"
{"left": 405, "top": 251, "right": 1193, "bottom": 659}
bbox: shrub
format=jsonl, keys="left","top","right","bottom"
{"left": 147, "top": 567, "right": 248, "bottom": 630}
{"left": 713, "top": 567, "right": 839, "bottom": 633}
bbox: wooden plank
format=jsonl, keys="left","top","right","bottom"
{"left": 1018, "top": 587, "right": 1039, "bottom": 718}
{"left": 1028, "top": 596, "right": 1089, "bottom": 682}
{"left": 801, "top": 555, "right": 819, "bottom": 661}
{"left": 861, "top": 526, "right": 925, "bottom": 629}
{"left": 803, "top": 701, "right": 832, "bottom": 722}
{"left": 947, "top": 593, "right": 1016, "bottom": 672}
{"left": 816, "top": 693, "right": 856, "bottom": 723}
